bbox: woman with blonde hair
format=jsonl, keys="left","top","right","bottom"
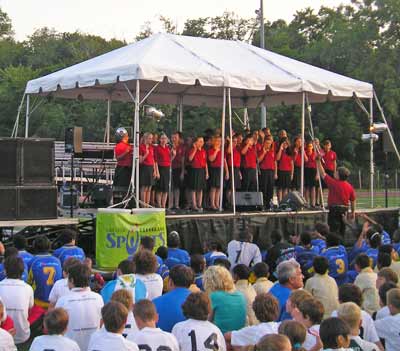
{"left": 203, "top": 265, "right": 246, "bottom": 334}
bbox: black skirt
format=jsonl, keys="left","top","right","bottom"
{"left": 277, "top": 170, "right": 291, "bottom": 189}
{"left": 113, "top": 166, "right": 132, "bottom": 187}
{"left": 292, "top": 166, "right": 301, "bottom": 190}
{"left": 139, "top": 165, "right": 154, "bottom": 187}
{"left": 157, "top": 166, "right": 170, "bottom": 192}
{"left": 242, "top": 168, "right": 257, "bottom": 191}
{"left": 305, "top": 167, "right": 317, "bottom": 188}
{"left": 189, "top": 168, "right": 206, "bottom": 191}
{"left": 209, "top": 167, "right": 222, "bottom": 188}
{"left": 172, "top": 168, "right": 183, "bottom": 189}
{"left": 227, "top": 167, "right": 241, "bottom": 190}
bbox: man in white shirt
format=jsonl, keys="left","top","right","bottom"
{"left": 375, "top": 288, "right": 400, "bottom": 351}
{"left": 30, "top": 308, "right": 80, "bottom": 351}
{"left": 226, "top": 293, "right": 279, "bottom": 348}
{"left": 227, "top": 232, "right": 262, "bottom": 269}
{"left": 0, "top": 299, "right": 16, "bottom": 351}
{"left": 0, "top": 256, "right": 33, "bottom": 345}
{"left": 88, "top": 301, "right": 139, "bottom": 351}
{"left": 128, "top": 299, "right": 179, "bottom": 351}
{"left": 111, "top": 289, "right": 139, "bottom": 338}
{"left": 48, "top": 257, "right": 80, "bottom": 308}
{"left": 337, "top": 302, "right": 378, "bottom": 351}
{"left": 55, "top": 262, "right": 103, "bottom": 351}
{"left": 172, "top": 292, "right": 226, "bottom": 351}
{"left": 375, "top": 281, "right": 397, "bottom": 320}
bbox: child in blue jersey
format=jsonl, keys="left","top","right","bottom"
{"left": 101, "top": 259, "right": 147, "bottom": 303}
{"left": 321, "top": 234, "right": 348, "bottom": 286}
{"left": 203, "top": 240, "right": 227, "bottom": 266}
{"left": 140, "top": 236, "right": 169, "bottom": 280}
{"left": 350, "top": 223, "right": 382, "bottom": 268}
{"left": 295, "top": 231, "right": 319, "bottom": 279}
{"left": 312, "top": 223, "right": 329, "bottom": 254}
{"left": 29, "top": 236, "right": 62, "bottom": 307}
{"left": 0, "top": 247, "right": 28, "bottom": 282}
{"left": 13, "top": 234, "right": 34, "bottom": 269}
{"left": 53, "top": 229, "right": 85, "bottom": 266}
{"left": 190, "top": 254, "right": 205, "bottom": 291}
{"left": 165, "top": 231, "right": 190, "bottom": 268}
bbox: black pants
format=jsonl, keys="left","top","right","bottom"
{"left": 242, "top": 168, "right": 257, "bottom": 191}
{"left": 260, "top": 169, "right": 274, "bottom": 207}
{"left": 328, "top": 206, "right": 348, "bottom": 237}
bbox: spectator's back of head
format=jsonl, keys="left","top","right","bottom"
{"left": 117, "top": 259, "right": 135, "bottom": 275}
{"left": 111, "top": 288, "right": 134, "bottom": 311}
{"left": 190, "top": 254, "right": 206, "bottom": 274}
{"left": 182, "top": 292, "right": 210, "bottom": 321}
{"left": 253, "top": 262, "right": 270, "bottom": 279}
{"left": 337, "top": 167, "right": 350, "bottom": 181}
{"left": 213, "top": 258, "right": 231, "bottom": 271}
{"left": 337, "top": 302, "right": 361, "bottom": 331}
{"left": 62, "top": 257, "right": 80, "bottom": 274}
{"left": 233, "top": 264, "right": 250, "bottom": 280}
{"left": 319, "top": 317, "right": 351, "bottom": 350}
{"left": 169, "top": 265, "right": 194, "bottom": 288}
{"left": 203, "top": 265, "right": 234, "bottom": 293}
{"left": 278, "top": 320, "right": 307, "bottom": 351}
{"left": 238, "top": 231, "right": 252, "bottom": 243}
{"left": 253, "top": 293, "right": 279, "bottom": 323}
{"left": 379, "top": 244, "right": 393, "bottom": 255}
{"left": 300, "top": 232, "right": 312, "bottom": 247}
{"left": 313, "top": 256, "right": 329, "bottom": 275}
{"left": 314, "top": 223, "right": 329, "bottom": 237}
{"left": 140, "top": 236, "right": 155, "bottom": 251}
{"left": 156, "top": 246, "right": 168, "bottom": 260}
{"left": 298, "top": 298, "right": 324, "bottom": 325}
{"left": 377, "top": 267, "right": 398, "bottom": 285}
{"left": 57, "top": 229, "right": 77, "bottom": 246}
{"left": 4, "top": 256, "right": 24, "bottom": 279}
{"left": 133, "top": 299, "right": 157, "bottom": 323}
{"left": 387, "top": 288, "right": 400, "bottom": 313}
{"left": 4, "top": 246, "right": 18, "bottom": 259}
{"left": 256, "top": 334, "right": 292, "bottom": 351}
{"left": 102, "top": 301, "right": 128, "bottom": 333}
{"left": 167, "top": 231, "right": 180, "bottom": 248}
{"left": 366, "top": 228, "right": 382, "bottom": 249}
{"left": 338, "top": 284, "right": 362, "bottom": 306}
{"left": 289, "top": 290, "right": 312, "bottom": 310}
{"left": 326, "top": 234, "right": 341, "bottom": 248}
{"left": 44, "top": 308, "right": 69, "bottom": 335}
{"left": 133, "top": 250, "right": 157, "bottom": 275}
{"left": 276, "top": 260, "right": 301, "bottom": 286}
{"left": 379, "top": 282, "right": 397, "bottom": 307}
{"left": 377, "top": 252, "right": 391, "bottom": 269}
{"left": 13, "top": 234, "right": 27, "bottom": 250}
{"left": 68, "top": 262, "right": 90, "bottom": 288}
{"left": 355, "top": 253, "right": 371, "bottom": 270}
{"left": 33, "top": 235, "right": 50, "bottom": 253}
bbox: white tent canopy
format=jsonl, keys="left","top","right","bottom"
{"left": 25, "top": 33, "right": 373, "bottom": 107}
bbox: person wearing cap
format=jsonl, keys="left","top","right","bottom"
{"left": 165, "top": 232, "right": 190, "bottom": 269}
{"left": 316, "top": 155, "right": 356, "bottom": 237}
{"left": 114, "top": 128, "right": 133, "bottom": 187}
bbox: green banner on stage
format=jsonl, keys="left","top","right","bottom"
{"left": 96, "top": 209, "right": 167, "bottom": 270}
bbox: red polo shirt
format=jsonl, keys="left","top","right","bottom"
{"left": 324, "top": 174, "right": 356, "bottom": 206}
{"left": 305, "top": 150, "right": 317, "bottom": 169}
{"left": 191, "top": 148, "right": 207, "bottom": 169}
{"left": 208, "top": 148, "right": 222, "bottom": 168}
{"left": 258, "top": 149, "right": 275, "bottom": 170}
{"left": 225, "top": 147, "right": 241, "bottom": 168}
{"left": 155, "top": 144, "right": 171, "bottom": 167}
{"left": 278, "top": 151, "right": 293, "bottom": 171}
{"left": 323, "top": 150, "right": 337, "bottom": 171}
{"left": 139, "top": 144, "right": 155, "bottom": 166}
{"left": 114, "top": 142, "right": 133, "bottom": 167}
{"left": 293, "top": 149, "right": 302, "bottom": 168}
{"left": 172, "top": 144, "right": 185, "bottom": 169}
{"left": 242, "top": 145, "right": 257, "bottom": 169}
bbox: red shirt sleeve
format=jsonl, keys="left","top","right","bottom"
{"left": 1, "top": 316, "right": 14, "bottom": 331}
{"left": 323, "top": 174, "right": 334, "bottom": 187}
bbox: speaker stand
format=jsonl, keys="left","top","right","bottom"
{"left": 70, "top": 153, "right": 74, "bottom": 218}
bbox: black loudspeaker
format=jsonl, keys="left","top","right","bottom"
{"left": 0, "top": 138, "right": 21, "bottom": 185}
{"left": 65, "top": 127, "right": 83, "bottom": 154}
{"left": 92, "top": 184, "right": 112, "bottom": 208}
{"left": 280, "top": 191, "right": 306, "bottom": 211}
{"left": 0, "top": 186, "right": 57, "bottom": 220}
{"left": 235, "top": 192, "right": 264, "bottom": 210}
{"left": 22, "top": 138, "right": 55, "bottom": 185}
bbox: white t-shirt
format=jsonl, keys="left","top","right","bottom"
{"left": 55, "top": 287, "right": 104, "bottom": 351}
{"left": 29, "top": 334, "right": 80, "bottom": 351}
{"left": 172, "top": 319, "right": 226, "bottom": 351}
{"left": 374, "top": 312, "right": 400, "bottom": 351}
{"left": 135, "top": 274, "right": 163, "bottom": 300}
{"left": 332, "top": 309, "right": 379, "bottom": 343}
{"left": 231, "top": 322, "right": 279, "bottom": 346}
{"left": 0, "top": 278, "right": 34, "bottom": 344}
{"left": 375, "top": 306, "right": 390, "bottom": 320}
{"left": 88, "top": 329, "right": 139, "bottom": 351}
{"left": 122, "top": 312, "right": 139, "bottom": 338}
{"left": 0, "top": 328, "right": 16, "bottom": 351}
{"left": 48, "top": 277, "right": 71, "bottom": 304}
{"left": 227, "top": 240, "right": 262, "bottom": 268}
{"left": 303, "top": 325, "right": 320, "bottom": 351}
{"left": 349, "top": 335, "right": 378, "bottom": 351}
{"left": 128, "top": 327, "right": 179, "bottom": 351}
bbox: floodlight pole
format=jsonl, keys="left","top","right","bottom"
{"left": 260, "top": 0, "right": 267, "bottom": 128}
{"left": 24, "top": 94, "right": 30, "bottom": 138}
{"left": 370, "top": 98, "right": 374, "bottom": 208}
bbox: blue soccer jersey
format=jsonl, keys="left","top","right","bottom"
{"left": 295, "top": 246, "right": 318, "bottom": 275}
{"left": 321, "top": 245, "right": 348, "bottom": 285}
{"left": 0, "top": 262, "right": 28, "bottom": 282}
{"left": 165, "top": 248, "right": 190, "bottom": 269}
{"left": 203, "top": 251, "right": 227, "bottom": 266}
{"left": 365, "top": 247, "right": 379, "bottom": 268}
{"left": 18, "top": 250, "right": 34, "bottom": 269}
{"left": 28, "top": 254, "right": 62, "bottom": 306}
{"left": 53, "top": 245, "right": 85, "bottom": 265}
{"left": 101, "top": 274, "right": 147, "bottom": 303}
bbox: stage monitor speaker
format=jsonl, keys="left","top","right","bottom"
{"left": 65, "top": 127, "right": 83, "bottom": 154}
{"left": 92, "top": 184, "right": 112, "bottom": 208}
{"left": 0, "top": 186, "right": 18, "bottom": 220}
{"left": 235, "top": 192, "right": 263, "bottom": 210}
{"left": 22, "top": 138, "right": 55, "bottom": 185}
{"left": 0, "top": 138, "right": 21, "bottom": 185}
{"left": 60, "top": 186, "right": 79, "bottom": 209}
{"left": 280, "top": 191, "right": 306, "bottom": 211}
{"left": 18, "top": 186, "right": 58, "bottom": 220}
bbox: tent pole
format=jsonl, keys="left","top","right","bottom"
{"left": 228, "top": 88, "right": 236, "bottom": 215}
{"left": 219, "top": 88, "right": 227, "bottom": 211}
{"left": 24, "top": 94, "right": 30, "bottom": 138}
{"left": 370, "top": 98, "right": 374, "bottom": 208}
{"left": 106, "top": 98, "right": 111, "bottom": 145}
{"left": 300, "top": 92, "right": 305, "bottom": 197}
{"left": 179, "top": 96, "right": 183, "bottom": 132}
{"left": 135, "top": 80, "right": 141, "bottom": 208}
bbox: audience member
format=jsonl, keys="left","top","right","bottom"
{"left": 375, "top": 281, "right": 397, "bottom": 320}
{"left": 13, "top": 234, "right": 34, "bottom": 269}
{"left": 319, "top": 317, "right": 351, "bottom": 351}
{"left": 256, "top": 334, "right": 292, "bottom": 351}
{"left": 203, "top": 240, "right": 227, "bottom": 267}
{"left": 111, "top": 288, "right": 138, "bottom": 338}
{"left": 0, "top": 298, "right": 16, "bottom": 351}
{"left": 321, "top": 234, "right": 348, "bottom": 286}
{"left": 52, "top": 229, "right": 85, "bottom": 265}
{"left": 252, "top": 262, "right": 273, "bottom": 295}
{"left": 266, "top": 230, "right": 296, "bottom": 275}
{"left": 134, "top": 250, "right": 163, "bottom": 299}
{"left": 227, "top": 231, "right": 262, "bottom": 269}
{"left": 278, "top": 320, "right": 307, "bottom": 351}
{"left": 165, "top": 231, "right": 190, "bottom": 268}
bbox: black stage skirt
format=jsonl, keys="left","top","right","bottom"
{"left": 172, "top": 168, "right": 183, "bottom": 189}
{"left": 189, "top": 168, "right": 206, "bottom": 191}
{"left": 157, "top": 166, "right": 170, "bottom": 192}
{"left": 139, "top": 165, "right": 154, "bottom": 187}
{"left": 113, "top": 166, "right": 132, "bottom": 187}
{"left": 292, "top": 166, "right": 301, "bottom": 190}
{"left": 277, "top": 170, "right": 291, "bottom": 189}
{"left": 209, "top": 166, "right": 222, "bottom": 188}
{"left": 227, "top": 167, "right": 241, "bottom": 190}
{"left": 305, "top": 167, "right": 317, "bottom": 188}
{"left": 242, "top": 168, "right": 257, "bottom": 191}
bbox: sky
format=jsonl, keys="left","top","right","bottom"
{"left": 0, "top": 0, "right": 347, "bottom": 42}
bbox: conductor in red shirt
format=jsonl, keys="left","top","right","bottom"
{"left": 316, "top": 155, "right": 356, "bottom": 237}
{"left": 113, "top": 128, "right": 133, "bottom": 187}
